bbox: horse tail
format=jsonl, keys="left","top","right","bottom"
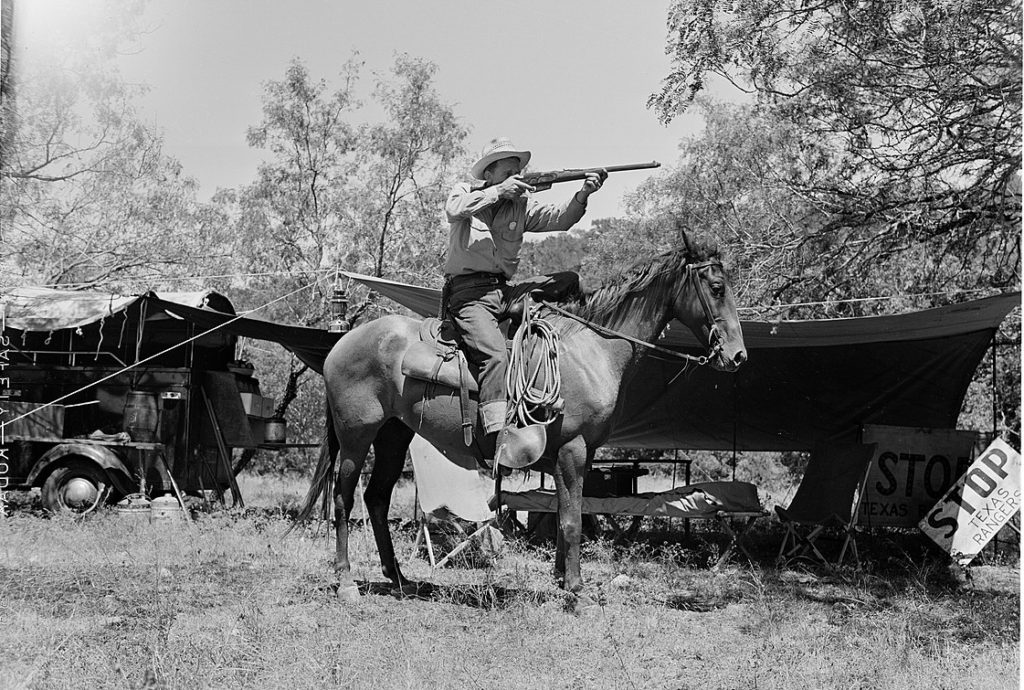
{"left": 294, "top": 399, "right": 340, "bottom": 525}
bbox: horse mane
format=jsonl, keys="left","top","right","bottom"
{"left": 555, "top": 233, "right": 721, "bottom": 330}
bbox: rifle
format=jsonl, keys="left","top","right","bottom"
{"left": 521, "top": 161, "right": 660, "bottom": 192}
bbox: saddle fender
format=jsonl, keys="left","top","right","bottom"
{"left": 400, "top": 317, "right": 480, "bottom": 393}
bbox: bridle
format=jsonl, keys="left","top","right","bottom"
{"left": 684, "top": 259, "right": 726, "bottom": 362}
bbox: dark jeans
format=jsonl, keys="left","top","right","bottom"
{"left": 445, "top": 271, "right": 580, "bottom": 408}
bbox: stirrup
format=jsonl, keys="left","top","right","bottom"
{"left": 495, "top": 423, "right": 547, "bottom": 470}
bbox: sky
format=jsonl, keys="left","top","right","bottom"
{"left": 13, "top": 0, "right": 743, "bottom": 224}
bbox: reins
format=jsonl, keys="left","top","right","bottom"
{"left": 538, "top": 258, "right": 726, "bottom": 366}
{"left": 539, "top": 300, "right": 713, "bottom": 365}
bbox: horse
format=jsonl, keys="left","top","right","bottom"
{"left": 297, "top": 233, "right": 747, "bottom": 609}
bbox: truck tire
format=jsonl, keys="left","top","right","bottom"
{"left": 41, "top": 459, "right": 112, "bottom": 515}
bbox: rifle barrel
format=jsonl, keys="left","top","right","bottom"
{"left": 522, "top": 161, "right": 661, "bottom": 190}
{"left": 601, "top": 161, "right": 660, "bottom": 173}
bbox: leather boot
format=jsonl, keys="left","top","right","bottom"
{"left": 476, "top": 401, "right": 507, "bottom": 469}
{"left": 479, "top": 401, "right": 507, "bottom": 436}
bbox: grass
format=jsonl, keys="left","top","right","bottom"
{"left": 0, "top": 474, "right": 1018, "bottom": 690}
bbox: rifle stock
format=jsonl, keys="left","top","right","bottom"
{"left": 521, "top": 161, "right": 660, "bottom": 191}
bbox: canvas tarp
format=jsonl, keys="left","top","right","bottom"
{"left": 342, "top": 272, "right": 1019, "bottom": 451}
{"left": 1, "top": 287, "right": 234, "bottom": 332}
{"left": 145, "top": 298, "right": 341, "bottom": 374}
{"left": 0, "top": 287, "right": 339, "bottom": 373}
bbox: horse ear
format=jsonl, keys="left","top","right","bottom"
{"left": 678, "top": 224, "right": 693, "bottom": 258}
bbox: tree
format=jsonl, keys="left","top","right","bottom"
{"left": 225, "top": 54, "right": 468, "bottom": 471}
{"left": 650, "top": 0, "right": 1021, "bottom": 292}
{"left": 0, "top": 0, "right": 228, "bottom": 290}
{"left": 228, "top": 54, "right": 467, "bottom": 326}
{"left": 224, "top": 57, "right": 361, "bottom": 329}
{"left": 352, "top": 55, "right": 468, "bottom": 284}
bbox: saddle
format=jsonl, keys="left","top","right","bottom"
{"left": 400, "top": 296, "right": 533, "bottom": 394}
{"left": 401, "top": 317, "right": 479, "bottom": 447}
{"left": 400, "top": 313, "right": 554, "bottom": 470}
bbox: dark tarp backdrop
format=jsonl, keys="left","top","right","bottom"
{"left": 335, "top": 274, "right": 1019, "bottom": 451}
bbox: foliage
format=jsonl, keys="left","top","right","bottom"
{"left": 0, "top": 0, "right": 228, "bottom": 290}
{"left": 355, "top": 55, "right": 468, "bottom": 284}
{"left": 650, "top": 0, "right": 1021, "bottom": 295}
{"left": 220, "top": 54, "right": 469, "bottom": 468}
{"left": 226, "top": 54, "right": 467, "bottom": 326}
{"left": 625, "top": 100, "right": 1017, "bottom": 316}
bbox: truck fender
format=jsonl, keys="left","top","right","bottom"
{"left": 27, "top": 443, "right": 135, "bottom": 495}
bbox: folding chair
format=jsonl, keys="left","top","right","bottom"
{"left": 411, "top": 508, "right": 503, "bottom": 568}
{"left": 775, "top": 442, "right": 877, "bottom": 568}
{"left": 406, "top": 435, "right": 501, "bottom": 568}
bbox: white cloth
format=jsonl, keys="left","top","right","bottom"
{"left": 408, "top": 435, "right": 493, "bottom": 522}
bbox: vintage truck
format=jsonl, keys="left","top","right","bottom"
{"left": 1, "top": 288, "right": 280, "bottom": 513}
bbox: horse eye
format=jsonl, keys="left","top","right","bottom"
{"left": 710, "top": 283, "right": 725, "bottom": 298}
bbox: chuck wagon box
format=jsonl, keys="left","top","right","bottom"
{"left": 1, "top": 288, "right": 277, "bottom": 513}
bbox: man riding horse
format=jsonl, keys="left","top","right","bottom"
{"left": 298, "top": 138, "right": 746, "bottom": 610}
{"left": 443, "top": 137, "right": 606, "bottom": 464}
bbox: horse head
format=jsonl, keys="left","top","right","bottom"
{"left": 673, "top": 235, "right": 747, "bottom": 372}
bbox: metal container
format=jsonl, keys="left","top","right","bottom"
{"left": 264, "top": 417, "right": 287, "bottom": 444}
{"left": 115, "top": 493, "right": 151, "bottom": 524}
{"left": 150, "top": 494, "right": 184, "bottom": 522}
{"left": 123, "top": 391, "right": 159, "bottom": 442}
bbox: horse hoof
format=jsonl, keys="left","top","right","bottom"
{"left": 336, "top": 583, "right": 361, "bottom": 602}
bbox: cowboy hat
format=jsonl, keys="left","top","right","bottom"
{"left": 470, "top": 137, "right": 531, "bottom": 180}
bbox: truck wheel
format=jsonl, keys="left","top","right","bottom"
{"left": 41, "top": 459, "right": 112, "bottom": 514}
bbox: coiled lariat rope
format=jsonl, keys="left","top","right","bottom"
{"left": 505, "top": 297, "right": 563, "bottom": 428}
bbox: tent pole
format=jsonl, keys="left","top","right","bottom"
{"left": 731, "top": 378, "right": 738, "bottom": 482}
{"left": 990, "top": 335, "right": 999, "bottom": 559}
{"left": 990, "top": 335, "right": 998, "bottom": 440}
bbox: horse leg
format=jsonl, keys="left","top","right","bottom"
{"left": 555, "top": 520, "right": 566, "bottom": 587}
{"left": 553, "top": 436, "right": 590, "bottom": 601}
{"left": 366, "top": 418, "right": 417, "bottom": 594}
{"left": 554, "top": 443, "right": 595, "bottom": 587}
{"left": 332, "top": 430, "right": 376, "bottom": 602}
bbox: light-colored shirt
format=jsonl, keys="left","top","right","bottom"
{"left": 442, "top": 181, "right": 587, "bottom": 279}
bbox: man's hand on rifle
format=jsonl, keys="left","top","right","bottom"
{"left": 575, "top": 170, "right": 607, "bottom": 204}
{"left": 494, "top": 175, "right": 535, "bottom": 200}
